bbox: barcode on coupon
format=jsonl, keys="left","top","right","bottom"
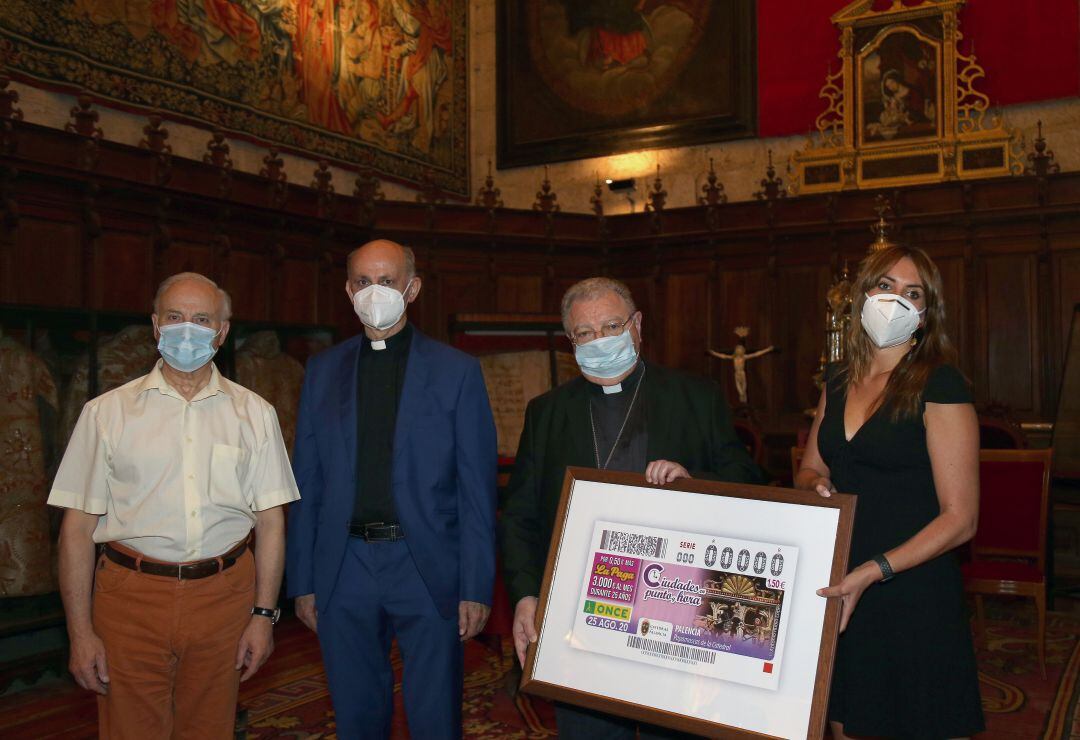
{"left": 600, "top": 529, "right": 668, "bottom": 559}
{"left": 626, "top": 634, "right": 717, "bottom": 664}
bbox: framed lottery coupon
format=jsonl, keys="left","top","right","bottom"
{"left": 520, "top": 468, "right": 855, "bottom": 739}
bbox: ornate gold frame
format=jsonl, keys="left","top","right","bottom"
{"left": 791, "top": 0, "right": 1020, "bottom": 194}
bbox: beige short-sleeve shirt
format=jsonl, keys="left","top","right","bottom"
{"left": 48, "top": 360, "right": 300, "bottom": 561}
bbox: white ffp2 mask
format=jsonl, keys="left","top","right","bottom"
{"left": 861, "top": 292, "right": 924, "bottom": 348}
{"left": 352, "top": 280, "right": 412, "bottom": 331}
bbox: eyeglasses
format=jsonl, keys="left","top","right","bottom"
{"left": 569, "top": 315, "right": 634, "bottom": 345}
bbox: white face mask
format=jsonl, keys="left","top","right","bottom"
{"left": 860, "top": 292, "right": 924, "bottom": 348}
{"left": 352, "top": 279, "right": 413, "bottom": 331}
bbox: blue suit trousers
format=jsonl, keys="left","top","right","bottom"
{"left": 318, "top": 538, "right": 463, "bottom": 740}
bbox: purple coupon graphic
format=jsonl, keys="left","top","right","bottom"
{"left": 638, "top": 561, "right": 784, "bottom": 661}
{"left": 571, "top": 521, "right": 799, "bottom": 691}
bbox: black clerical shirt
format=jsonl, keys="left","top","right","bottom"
{"left": 588, "top": 360, "right": 647, "bottom": 472}
{"left": 352, "top": 323, "right": 413, "bottom": 525}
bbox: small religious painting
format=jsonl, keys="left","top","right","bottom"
{"left": 497, "top": 1, "right": 756, "bottom": 167}
{"left": 858, "top": 29, "right": 941, "bottom": 146}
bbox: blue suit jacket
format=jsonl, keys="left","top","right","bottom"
{"left": 286, "top": 327, "right": 497, "bottom": 619}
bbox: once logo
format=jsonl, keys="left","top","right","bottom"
{"left": 583, "top": 600, "right": 631, "bottom": 620}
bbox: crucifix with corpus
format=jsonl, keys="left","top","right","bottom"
{"left": 708, "top": 327, "right": 776, "bottom": 406}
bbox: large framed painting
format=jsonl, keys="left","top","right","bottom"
{"left": 521, "top": 468, "right": 855, "bottom": 739}
{"left": 497, "top": 1, "right": 756, "bottom": 168}
{"left": 0, "top": 0, "right": 469, "bottom": 195}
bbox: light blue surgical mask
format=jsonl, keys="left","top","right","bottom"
{"left": 157, "top": 322, "right": 220, "bottom": 373}
{"left": 574, "top": 330, "right": 639, "bottom": 379}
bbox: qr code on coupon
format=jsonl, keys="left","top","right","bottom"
{"left": 600, "top": 529, "right": 668, "bottom": 559}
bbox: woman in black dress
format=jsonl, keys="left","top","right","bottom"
{"left": 796, "top": 245, "right": 984, "bottom": 739}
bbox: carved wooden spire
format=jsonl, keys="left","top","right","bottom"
{"left": 645, "top": 164, "right": 667, "bottom": 213}
{"left": 869, "top": 194, "right": 897, "bottom": 252}
{"left": 476, "top": 160, "right": 503, "bottom": 210}
{"left": 204, "top": 129, "right": 233, "bottom": 169}
{"left": 0, "top": 52, "right": 22, "bottom": 155}
{"left": 139, "top": 113, "right": 173, "bottom": 185}
{"left": 753, "top": 150, "right": 786, "bottom": 201}
{"left": 260, "top": 147, "right": 288, "bottom": 209}
{"left": 590, "top": 174, "right": 604, "bottom": 217}
{"left": 590, "top": 174, "right": 609, "bottom": 239}
{"left": 698, "top": 158, "right": 727, "bottom": 206}
{"left": 311, "top": 160, "right": 335, "bottom": 219}
{"left": 203, "top": 128, "right": 233, "bottom": 197}
{"left": 65, "top": 94, "right": 103, "bottom": 170}
{"left": 415, "top": 168, "right": 446, "bottom": 206}
{"left": 66, "top": 94, "right": 103, "bottom": 138}
{"left": 533, "top": 166, "right": 559, "bottom": 213}
{"left": 1027, "top": 120, "right": 1060, "bottom": 178}
{"left": 354, "top": 166, "right": 385, "bottom": 227}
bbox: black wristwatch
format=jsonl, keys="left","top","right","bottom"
{"left": 252, "top": 606, "right": 281, "bottom": 625}
{"left": 872, "top": 554, "right": 895, "bottom": 583}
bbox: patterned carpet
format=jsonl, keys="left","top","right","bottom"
{"left": 981, "top": 605, "right": 1080, "bottom": 739}
{"left": 0, "top": 599, "right": 1077, "bottom": 739}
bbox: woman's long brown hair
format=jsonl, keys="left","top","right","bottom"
{"left": 837, "top": 245, "right": 958, "bottom": 420}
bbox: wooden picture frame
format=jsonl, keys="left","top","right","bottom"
{"left": 496, "top": 1, "right": 757, "bottom": 168}
{"left": 520, "top": 468, "right": 855, "bottom": 739}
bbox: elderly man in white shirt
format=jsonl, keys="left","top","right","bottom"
{"left": 49, "top": 272, "right": 299, "bottom": 740}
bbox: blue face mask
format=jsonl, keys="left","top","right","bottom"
{"left": 574, "top": 330, "right": 639, "bottom": 379}
{"left": 157, "top": 322, "right": 219, "bottom": 373}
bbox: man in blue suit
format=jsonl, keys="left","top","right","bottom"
{"left": 286, "top": 239, "right": 497, "bottom": 739}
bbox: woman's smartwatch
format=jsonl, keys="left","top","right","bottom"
{"left": 252, "top": 606, "right": 281, "bottom": 625}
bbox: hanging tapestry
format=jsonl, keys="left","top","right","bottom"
{"left": 0, "top": 0, "right": 469, "bottom": 195}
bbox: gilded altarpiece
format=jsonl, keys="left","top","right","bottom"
{"left": 792, "top": 0, "right": 1020, "bottom": 193}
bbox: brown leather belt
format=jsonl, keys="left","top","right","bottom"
{"left": 103, "top": 540, "right": 247, "bottom": 580}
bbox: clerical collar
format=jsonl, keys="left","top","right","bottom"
{"left": 366, "top": 323, "right": 412, "bottom": 353}
{"left": 590, "top": 360, "right": 644, "bottom": 396}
